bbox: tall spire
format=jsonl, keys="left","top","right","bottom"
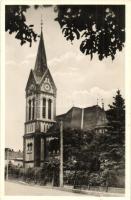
{"left": 34, "top": 19, "right": 47, "bottom": 76}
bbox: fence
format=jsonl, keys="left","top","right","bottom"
{"left": 5, "top": 165, "right": 125, "bottom": 192}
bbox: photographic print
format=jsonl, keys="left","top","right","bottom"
{"left": 2, "top": 2, "right": 127, "bottom": 197}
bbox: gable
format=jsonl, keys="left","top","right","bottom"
{"left": 40, "top": 69, "right": 56, "bottom": 94}
{"left": 25, "top": 70, "right": 37, "bottom": 91}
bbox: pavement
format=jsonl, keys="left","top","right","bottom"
{"left": 5, "top": 180, "right": 125, "bottom": 196}
{"left": 5, "top": 180, "right": 83, "bottom": 196}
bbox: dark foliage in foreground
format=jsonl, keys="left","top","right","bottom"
{"left": 5, "top": 5, "right": 125, "bottom": 60}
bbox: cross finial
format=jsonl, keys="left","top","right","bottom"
{"left": 97, "top": 98, "right": 99, "bottom": 106}
{"left": 101, "top": 98, "right": 104, "bottom": 110}
{"left": 41, "top": 15, "right": 43, "bottom": 31}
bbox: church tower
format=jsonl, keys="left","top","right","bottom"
{"left": 23, "top": 27, "right": 57, "bottom": 168}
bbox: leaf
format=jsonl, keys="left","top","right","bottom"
{"left": 29, "top": 24, "right": 34, "bottom": 27}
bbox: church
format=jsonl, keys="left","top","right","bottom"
{"left": 23, "top": 29, "right": 57, "bottom": 168}
{"left": 23, "top": 28, "right": 108, "bottom": 168}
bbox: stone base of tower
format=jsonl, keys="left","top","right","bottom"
{"left": 23, "top": 133, "right": 48, "bottom": 169}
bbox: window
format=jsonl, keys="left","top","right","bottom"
{"left": 42, "top": 98, "right": 46, "bottom": 118}
{"left": 27, "top": 143, "right": 33, "bottom": 152}
{"left": 30, "top": 143, "right": 33, "bottom": 151}
{"left": 48, "top": 99, "right": 52, "bottom": 119}
{"left": 29, "top": 100, "right": 31, "bottom": 120}
{"left": 32, "top": 99, "right": 35, "bottom": 120}
{"left": 27, "top": 143, "right": 30, "bottom": 151}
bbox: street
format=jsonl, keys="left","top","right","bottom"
{"left": 5, "top": 181, "right": 82, "bottom": 196}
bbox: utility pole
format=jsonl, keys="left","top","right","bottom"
{"left": 60, "top": 120, "right": 63, "bottom": 187}
{"left": 81, "top": 108, "right": 84, "bottom": 130}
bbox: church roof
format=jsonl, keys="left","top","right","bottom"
{"left": 34, "top": 30, "right": 47, "bottom": 77}
{"left": 56, "top": 105, "right": 108, "bottom": 130}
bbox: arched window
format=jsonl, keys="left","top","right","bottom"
{"left": 32, "top": 98, "right": 35, "bottom": 120}
{"left": 27, "top": 143, "right": 30, "bottom": 151}
{"left": 30, "top": 143, "right": 33, "bottom": 151}
{"left": 27, "top": 143, "right": 33, "bottom": 152}
{"left": 29, "top": 100, "right": 31, "bottom": 120}
{"left": 48, "top": 99, "right": 52, "bottom": 119}
{"left": 42, "top": 98, "right": 46, "bottom": 118}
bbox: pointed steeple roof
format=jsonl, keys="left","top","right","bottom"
{"left": 34, "top": 30, "right": 47, "bottom": 77}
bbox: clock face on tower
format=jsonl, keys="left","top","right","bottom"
{"left": 44, "top": 83, "right": 51, "bottom": 91}
{"left": 30, "top": 84, "right": 35, "bottom": 90}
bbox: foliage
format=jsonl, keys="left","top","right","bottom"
{"left": 5, "top": 6, "right": 37, "bottom": 46}
{"left": 88, "top": 173, "right": 100, "bottom": 186}
{"left": 56, "top": 5, "right": 125, "bottom": 60}
{"left": 107, "top": 90, "right": 125, "bottom": 124}
{"left": 48, "top": 128, "right": 100, "bottom": 172}
{"left": 46, "top": 90, "right": 125, "bottom": 187}
{"left": 40, "top": 158, "right": 60, "bottom": 186}
{"left": 98, "top": 90, "right": 125, "bottom": 187}
{"left": 106, "top": 89, "right": 125, "bottom": 144}
{"left": 5, "top": 5, "right": 125, "bottom": 60}
{"left": 5, "top": 162, "right": 21, "bottom": 179}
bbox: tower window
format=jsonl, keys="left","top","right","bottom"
{"left": 48, "top": 99, "right": 52, "bottom": 119}
{"left": 27, "top": 143, "right": 30, "bottom": 151}
{"left": 30, "top": 143, "right": 33, "bottom": 151}
{"left": 32, "top": 98, "right": 35, "bottom": 120}
{"left": 27, "top": 143, "right": 33, "bottom": 152}
{"left": 42, "top": 98, "right": 46, "bottom": 118}
{"left": 29, "top": 100, "right": 31, "bottom": 120}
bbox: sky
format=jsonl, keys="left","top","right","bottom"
{"left": 5, "top": 6, "right": 125, "bottom": 151}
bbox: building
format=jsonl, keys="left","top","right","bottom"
{"left": 5, "top": 148, "right": 23, "bottom": 167}
{"left": 23, "top": 25, "right": 108, "bottom": 169}
{"left": 5, "top": 148, "right": 23, "bottom": 160}
{"left": 23, "top": 28, "right": 57, "bottom": 168}
{"left": 56, "top": 105, "right": 108, "bottom": 133}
